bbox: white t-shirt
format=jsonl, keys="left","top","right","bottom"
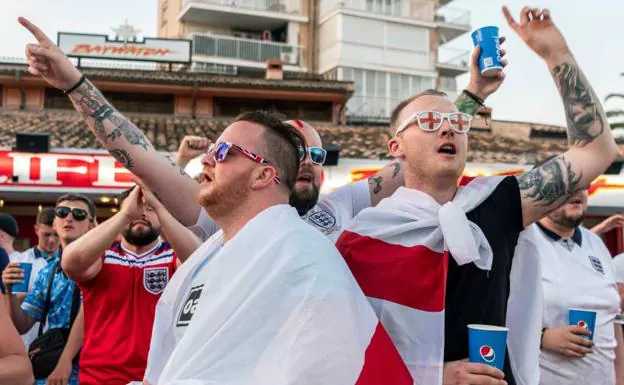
{"left": 190, "top": 180, "right": 372, "bottom": 243}
{"left": 534, "top": 224, "right": 620, "bottom": 385}
{"left": 10, "top": 248, "right": 56, "bottom": 348}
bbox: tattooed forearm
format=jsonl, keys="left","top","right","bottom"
{"left": 110, "top": 149, "right": 134, "bottom": 170}
{"left": 517, "top": 155, "right": 582, "bottom": 206}
{"left": 391, "top": 162, "right": 401, "bottom": 178}
{"left": 166, "top": 154, "right": 191, "bottom": 178}
{"left": 369, "top": 176, "right": 383, "bottom": 194}
{"left": 551, "top": 62, "right": 605, "bottom": 147}
{"left": 69, "top": 79, "right": 151, "bottom": 151}
{"left": 454, "top": 91, "right": 481, "bottom": 115}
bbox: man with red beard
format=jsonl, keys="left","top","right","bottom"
{"left": 61, "top": 185, "right": 200, "bottom": 385}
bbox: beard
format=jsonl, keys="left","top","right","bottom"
{"left": 550, "top": 211, "right": 585, "bottom": 229}
{"left": 290, "top": 182, "right": 320, "bottom": 216}
{"left": 123, "top": 221, "right": 160, "bottom": 247}
{"left": 200, "top": 171, "right": 252, "bottom": 219}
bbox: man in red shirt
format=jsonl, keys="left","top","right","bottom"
{"left": 62, "top": 185, "right": 200, "bottom": 385}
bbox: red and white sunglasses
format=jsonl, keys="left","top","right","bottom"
{"left": 395, "top": 111, "right": 472, "bottom": 137}
{"left": 207, "top": 141, "right": 281, "bottom": 185}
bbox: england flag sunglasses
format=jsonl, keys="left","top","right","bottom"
{"left": 298, "top": 146, "right": 327, "bottom": 165}
{"left": 55, "top": 206, "right": 90, "bottom": 221}
{"left": 395, "top": 111, "right": 472, "bottom": 137}
{"left": 207, "top": 141, "right": 281, "bottom": 185}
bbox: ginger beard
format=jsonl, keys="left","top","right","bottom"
{"left": 199, "top": 166, "right": 254, "bottom": 220}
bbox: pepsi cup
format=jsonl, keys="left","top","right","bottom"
{"left": 468, "top": 324, "right": 508, "bottom": 370}
{"left": 471, "top": 26, "right": 503, "bottom": 77}
{"left": 569, "top": 308, "right": 597, "bottom": 341}
{"left": 11, "top": 262, "right": 32, "bottom": 294}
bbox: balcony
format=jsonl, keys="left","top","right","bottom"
{"left": 436, "top": 6, "right": 471, "bottom": 43}
{"left": 179, "top": 0, "right": 307, "bottom": 30}
{"left": 346, "top": 95, "right": 402, "bottom": 122}
{"left": 192, "top": 33, "right": 302, "bottom": 69}
{"left": 437, "top": 46, "right": 469, "bottom": 77}
{"left": 320, "top": 0, "right": 435, "bottom": 23}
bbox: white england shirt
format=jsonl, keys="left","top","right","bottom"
{"left": 533, "top": 224, "right": 620, "bottom": 385}
{"left": 613, "top": 252, "right": 624, "bottom": 283}
{"left": 190, "top": 180, "right": 372, "bottom": 243}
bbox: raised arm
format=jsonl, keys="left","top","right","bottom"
{"left": 367, "top": 43, "right": 508, "bottom": 206}
{"left": 62, "top": 187, "right": 146, "bottom": 282}
{"left": 502, "top": 6, "right": 618, "bottom": 226}
{"left": 19, "top": 17, "right": 202, "bottom": 226}
{"left": 0, "top": 294, "right": 34, "bottom": 385}
{"left": 136, "top": 179, "right": 202, "bottom": 263}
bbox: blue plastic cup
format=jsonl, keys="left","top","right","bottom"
{"left": 569, "top": 308, "right": 597, "bottom": 340}
{"left": 11, "top": 262, "right": 32, "bottom": 293}
{"left": 468, "top": 324, "right": 508, "bottom": 370}
{"left": 471, "top": 26, "right": 503, "bottom": 77}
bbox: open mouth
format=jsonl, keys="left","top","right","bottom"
{"left": 438, "top": 143, "right": 457, "bottom": 155}
{"left": 569, "top": 198, "right": 583, "bottom": 205}
{"left": 202, "top": 172, "right": 213, "bottom": 182}
{"left": 297, "top": 174, "right": 313, "bottom": 183}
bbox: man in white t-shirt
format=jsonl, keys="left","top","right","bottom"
{"left": 2, "top": 208, "right": 60, "bottom": 348}
{"left": 613, "top": 251, "right": 624, "bottom": 312}
{"left": 517, "top": 186, "right": 624, "bottom": 385}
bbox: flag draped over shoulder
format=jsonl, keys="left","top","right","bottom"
{"left": 336, "top": 177, "right": 505, "bottom": 384}
{"left": 140, "top": 205, "right": 413, "bottom": 385}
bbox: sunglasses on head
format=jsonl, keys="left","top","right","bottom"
{"left": 207, "top": 141, "right": 281, "bottom": 185}
{"left": 395, "top": 111, "right": 472, "bottom": 137}
{"left": 298, "top": 146, "right": 327, "bottom": 165}
{"left": 55, "top": 206, "right": 90, "bottom": 221}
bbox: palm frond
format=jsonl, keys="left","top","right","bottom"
{"left": 609, "top": 122, "right": 624, "bottom": 130}
{"left": 605, "top": 93, "right": 624, "bottom": 102}
{"left": 607, "top": 110, "right": 624, "bottom": 118}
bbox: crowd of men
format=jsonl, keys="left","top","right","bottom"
{"left": 2, "top": 5, "right": 624, "bottom": 385}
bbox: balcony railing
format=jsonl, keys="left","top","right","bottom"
{"left": 192, "top": 34, "right": 301, "bottom": 66}
{"left": 320, "top": 0, "right": 435, "bottom": 21}
{"left": 435, "top": 6, "right": 470, "bottom": 26}
{"left": 183, "top": 0, "right": 302, "bottom": 15}
{"left": 437, "top": 47, "right": 470, "bottom": 68}
{"left": 346, "top": 95, "right": 402, "bottom": 119}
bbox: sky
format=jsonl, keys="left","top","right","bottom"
{"left": 0, "top": 0, "right": 622, "bottom": 127}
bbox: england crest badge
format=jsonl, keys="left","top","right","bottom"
{"left": 143, "top": 267, "right": 169, "bottom": 295}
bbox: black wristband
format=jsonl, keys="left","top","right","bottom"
{"left": 463, "top": 89, "right": 484, "bottom": 106}
{"left": 63, "top": 75, "right": 86, "bottom": 95}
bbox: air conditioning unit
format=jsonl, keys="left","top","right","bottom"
{"left": 280, "top": 52, "right": 297, "bottom": 65}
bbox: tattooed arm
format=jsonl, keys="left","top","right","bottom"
{"left": 503, "top": 7, "right": 617, "bottom": 226}
{"left": 19, "top": 18, "right": 203, "bottom": 227}
{"left": 67, "top": 80, "right": 202, "bottom": 226}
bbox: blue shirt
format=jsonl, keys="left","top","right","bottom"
{"left": 22, "top": 258, "right": 81, "bottom": 385}
{"left": 0, "top": 247, "right": 9, "bottom": 293}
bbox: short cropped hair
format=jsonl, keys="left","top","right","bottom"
{"left": 389, "top": 89, "right": 449, "bottom": 132}
{"left": 56, "top": 193, "right": 96, "bottom": 220}
{"left": 36, "top": 207, "right": 56, "bottom": 226}
{"left": 234, "top": 110, "right": 306, "bottom": 191}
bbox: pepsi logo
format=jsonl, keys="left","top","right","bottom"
{"left": 480, "top": 345, "right": 496, "bottom": 363}
{"left": 577, "top": 321, "right": 588, "bottom": 329}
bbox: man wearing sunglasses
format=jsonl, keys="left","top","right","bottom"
{"left": 4, "top": 193, "right": 96, "bottom": 385}
{"left": 18, "top": 16, "right": 506, "bottom": 246}
{"left": 336, "top": 6, "right": 618, "bottom": 385}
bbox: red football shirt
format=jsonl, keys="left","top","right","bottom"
{"left": 78, "top": 240, "right": 177, "bottom": 385}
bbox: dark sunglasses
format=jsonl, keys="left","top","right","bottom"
{"left": 298, "top": 146, "right": 327, "bottom": 165}
{"left": 55, "top": 206, "right": 90, "bottom": 221}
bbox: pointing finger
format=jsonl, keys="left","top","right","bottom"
{"left": 502, "top": 6, "right": 520, "bottom": 31}
{"left": 18, "top": 17, "right": 54, "bottom": 45}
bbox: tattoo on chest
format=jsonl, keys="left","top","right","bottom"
{"left": 369, "top": 176, "right": 383, "bottom": 194}
{"left": 517, "top": 155, "right": 582, "bottom": 206}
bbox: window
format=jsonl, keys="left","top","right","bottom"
{"left": 214, "top": 98, "right": 333, "bottom": 121}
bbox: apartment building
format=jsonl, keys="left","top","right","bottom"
{"left": 158, "top": 0, "right": 471, "bottom": 123}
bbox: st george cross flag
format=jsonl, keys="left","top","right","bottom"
{"left": 336, "top": 177, "right": 505, "bottom": 384}
{"left": 140, "top": 205, "right": 413, "bottom": 385}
